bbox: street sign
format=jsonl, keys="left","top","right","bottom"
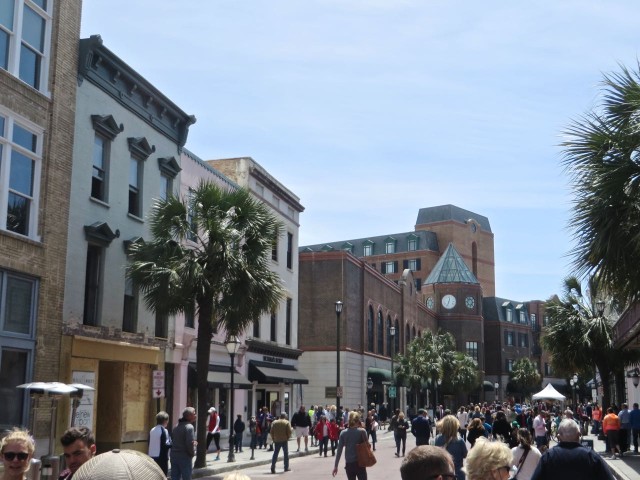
{"left": 152, "top": 370, "right": 164, "bottom": 389}
{"left": 153, "top": 387, "right": 165, "bottom": 399}
{"left": 336, "top": 386, "right": 343, "bottom": 398}
{"left": 388, "top": 386, "right": 396, "bottom": 398}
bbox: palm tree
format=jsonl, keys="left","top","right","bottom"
{"left": 127, "top": 182, "right": 284, "bottom": 468}
{"left": 561, "top": 64, "right": 640, "bottom": 304}
{"left": 509, "top": 357, "right": 541, "bottom": 402}
{"left": 542, "top": 276, "right": 639, "bottom": 409}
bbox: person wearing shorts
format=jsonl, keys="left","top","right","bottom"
{"left": 291, "top": 405, "right": 312, "bottom": 452}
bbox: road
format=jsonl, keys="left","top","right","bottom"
{"left": 199, "top": 430, "right": 405, "bottom": 480}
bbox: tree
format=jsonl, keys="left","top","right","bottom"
{"left": 561, "top": 64, "right": 640, "bottom": 304}
{"left": 127, "top": 182, "right": 284, "bottom": 468}
{"left": 542, "top": 276, "right": 639, "bottom": 409}
{"left": 395, "top": 330, "right": 479, "bottom": 406}
{"left": 509, "top": 357, "right": 541, "bottom": 401}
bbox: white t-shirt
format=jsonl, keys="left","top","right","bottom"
{"left": 456, "top": 411, "right": 468, "bottom": 427}
{"left": 533, "top": 415, "right": 546, "bottom": 437}
{"left": 511, "top": 446, "right": 542, "bottom": 480}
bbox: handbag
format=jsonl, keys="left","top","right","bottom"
{"left": 356, "top": 430, "right": 377, "bottom": 468}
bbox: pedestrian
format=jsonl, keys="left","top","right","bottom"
{"left": 291, "top": 405, "right": 312, "bottom": 452}
{"left": 466, "top": 418, "right": 487, "bottom": 448}
{"left": 170, "top": 407, "right": 197, "bottom": 480}
{"left": 258, "top": 406, "right": 272, "bottom": 450}
{"left": 332, "top": 410, "right": 368, "bottom": 480}
{"left": 329, "top": 418, "right": 340, "bottom": 456}
{"left": 59, "top": 427, "right": 96, "bottom": 480}
{"left": 591, "top": 404, "right": 602, "bottom": 435}
{"left": 410, "top": 409, "right": 432, "bottom": 446}
{"left": 510, "top": 428, "right": 541, "bottom": 480}
{"left": 365, "top": 409, "right": 378, "bottom": 451}
{"left": 148, "top": 411, "right": 171, "bottom": 475}
{"left": 314, "top": 415, "right": 330, "bottom": 457}
{"left": 434, "top": 415, "right": 467, "bottom": 480}
{"left": 72, "top": 449, "right": 165, "bottom": 480}
{"left": 530, "top": 419, "right": 614, "bottom": 480}
{"left": 394, "top": 411, "right": 410, "bottom": 457}
{"left": 602, "top": 407, "right": 622, "bottom": 458}
{"left": 456, "top": 407, "right": 468, "bottom": 442}
{"left": 234, "top": 414, "right": 245, "bottom": 453}
{"left": 1, "top": 428, "right": 35, "bottom": 480}
{"left": 630, "top": 402, "right": 640, "bottom": 454}
{"left": 491, "top": 411, "right": 511, "bottom": 445}
{"left": 270, "top": 412, "right": 293, "bottom": 474}
{"left": 249, "top": 415, "right": 258, "bottom": 451}
{"left": 531, "top": 407, "right": 547, "bottom": 450}
{"left": 463, "top": 437, "right": 512, "bottom": 480}
{"left": 205, "top": 407, "right": 221, "bottom": 461}
{"left": 400, "top": 445, "right": 455, "bottom": 480}
{"left": 618, "top": 403, "right": 631, "bottom": 453}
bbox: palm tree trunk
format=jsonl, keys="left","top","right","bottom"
{"left": 194, "top": 298, "right": 214, "bottom": 468}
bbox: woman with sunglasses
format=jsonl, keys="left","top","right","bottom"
{"left": 464, "top": 437, "right": 513, "bottom": 480}
{"left": 1, "top": 428, "right": 35, "bottom": 480}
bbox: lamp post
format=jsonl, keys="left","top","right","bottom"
{"left": 335, "top": 301, "right": 343, "bottom": 414}
{"left": 631, "top": 369, "right": 640, "bottom": 389}
{"left": 389, "top": 325, "right": 396, "bottom": 412}
{"left": 494, "top": 382, "right": 499, "bottom": 403}
{"left": 366, "top": 377, "right": 373, "bottom": 407}
{"left": 226, "top": 336, "right": 241, "bottom": 463}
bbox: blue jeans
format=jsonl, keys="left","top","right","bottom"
{"left": 170, "top": 455, "right": 193, "bottom": 480}
{"left": 271, "top": 441, "right": 289, "bottom": 470}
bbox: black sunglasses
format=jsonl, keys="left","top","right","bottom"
{"left": 4, "top": 452, "right": 29, "bottom": 461}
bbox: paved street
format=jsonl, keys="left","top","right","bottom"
{"left": 191, "top": 427, "right": 640, "bottom": 480}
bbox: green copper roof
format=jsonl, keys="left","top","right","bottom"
{"left": 424, "top": 243, "right": 479, "bottom": 285}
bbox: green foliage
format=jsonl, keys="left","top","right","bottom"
{"left": 509, "top": 357, "right": 541, "bottom": 398}
{"left": 126, "top": 182, "right": 284, "bottom": 467}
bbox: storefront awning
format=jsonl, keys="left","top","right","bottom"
{"left": 188, "top": 364, "right": 252, "bottom": 389}
{"left": 249, "top": 361, "right": 309, "bottom": 384}
{"left": 367, "top": 367, "right": 392, "bottom": 385}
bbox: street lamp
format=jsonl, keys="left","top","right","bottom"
{"left": 335, "top": 301, "right": 343, "bottom": 415}
{"left": 389, "top": 325, "right": 396, "bottom": 412}
{"left": 630, "top": 369, "right": 640, "bottom": 388}
{"left": 225, "top": 336, "right": 241, "bottom": 463}
{"left": 494, "top": 382, "right": 499, "bottom": 403}
{"left": 366, "top": 377, "right": 373, "bottom": 407}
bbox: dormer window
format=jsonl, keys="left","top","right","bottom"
{"left": 506, "top": 308, "right": 513, "bottom": 322}
{"left": 363, "top": 240, "right": 374, "bottom": 256}
{"left": 384, "top": 237, "right": 396, "bottom": 254}
{"left": 407, "top": 234, "right": 418, "bottom": 251}
{"left": 342, "top": 242, "right": 353, "bottom": 253}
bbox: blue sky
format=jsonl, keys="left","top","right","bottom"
{"left": 81, "top": 1, "right": 640, "bottom": 302}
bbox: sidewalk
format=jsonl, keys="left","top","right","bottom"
{"left": 580, "top": 431, "right": 640, "bottom": 480}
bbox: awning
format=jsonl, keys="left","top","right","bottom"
{"left": 367, "top": 367, "right": 392, "bottom": 385}
{"left": 483, "top": 380, "right": 496, "bottom": 392}
{"left": 248, "top": 361, "right": 308, "bottom": 385}
{"left": 188, "top": 363, "right": 252, "bottom": 389}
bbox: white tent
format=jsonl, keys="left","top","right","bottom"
{"left": 532, "top": 383, "right": 566, "bottom": 401}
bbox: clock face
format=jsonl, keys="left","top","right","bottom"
{"left": 426, "top": 297, "right": 435, "bottom": 309}
{"left": 442, "top": 294, "right": 456, "bottom": 309}
{"left": 465, "top": 296, "right": 475, "bottom": 309}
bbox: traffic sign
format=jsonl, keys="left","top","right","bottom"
{"left": 388, "top": 386, "right": 396, "bottom": 398}
{"left": 153, "top": 387, "right": 165, "bottom": 399}
{"left": 336, "top": 386, "right": 343, "bottom": 398}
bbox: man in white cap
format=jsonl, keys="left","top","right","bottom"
{"left": 206, "top": 406, "right": 221, "bottom": 461}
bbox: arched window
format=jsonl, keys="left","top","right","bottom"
{"left": 405, "top": 324, "right": 410, "bottom": 347}
{"left": 395, "top": 319, "right": 400, "bottom": 353}
{"left": 377, "top": 310, "right": 384, "bottom": 354}
{"left": 472, "top": 241, "right": 478, "bottom": 277}
{"left": 412, "top": 326, "right": 416, "bottom": 340}
{"left": 367, "top": 306, "right": 374, "bottom": 352}
{"left": 386, "top": 317, "right": 392, "bottom": 356}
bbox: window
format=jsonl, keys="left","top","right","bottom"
{"left": 506, "top": 308, "right": 513, "bottom": 322}
{"left": 0, "top": 112, "right": 42, "bottom": 238}
{"left": 363, "top": 243, "right": 373, "bottom": 256}
{"left": 155, "top": 312, "right": 168, "bottom": 338}
{"left": 270, "top": 312, "right": 276, "bottom": 342}
{"left": 272, "top": 195, "right": 280, "bottom": 209}
{"left": 0, "top": 348, "right": 30, "bottom": 429}
{"left": 394, "top": 319, "right": 400, "bottom": 353}
{"left": 186, "top": 188, "right": 196, "bottom": 241}
{"left": 407, "top": 237, "right": 417, "bottom": 251}
{"left": 519, "top": 311, "right": 526, "bottom": 324}
{"left": 543, "top": 315, "right": 549, "bottom": 326}
{"left": 252, "top": 318, "right": 260, "bottom": 338}
{"left": 127, "top": 137, "right": 154, "bottom": 218}
{"left": 128, "top": 157, "right": 142, "bottom": 216}
{"left": 271, "top": 235, "right": 278, "bottom": 261}
{"left": 506, "top": 359, "right": 514, "bottom": 372}
{"left": 122, "top": 275, "right": 137, "bottom": 333}
{"left": 377, "top": 310, "right": 384, "bottom": 354}
{"left": 255, "top": 183, "right": 264, "bottom": 197}
{"left": 405, "top": 259, "right": 421, "bottom": 271}
{"left": 385, "top": 241, "right": 395, "bottom": 254}
{"left": 382, "top": 261, "right": 397, "bottom": 274}
{"left": 0, "top": 1, "right": 52, "bottom": 91}
{"left": 367, "top": 306, "right": 374, "bottom": 352}
{"left": 518, "top": 333, "right": 529, "bottom": 347}
{"left": 0, "top": 271, "right": 37, "bottom": 336}
{"left": 83, "top": 244, "right": 103, "bottom": 326}
{"left": 92, "top": 135, "right": 108, "bottom": 200}
{"left": 415, "top": 278, "right": 422, "bottom": 291}
{"left": 157, "top": 156, "right": 181, "bottom": 202}
{"left": 544, "top": 363, "right": 552, "bottom": 376}
{"left": 286, "top": 233, "right": 293, "bottom": 269}
{"left": 386, "top": 317, "right": 392, "bottom": 356}
{"left": 285, "top": 298, "right": 292, "bottom": 345}
{"left": 465, "top": 341, "right": 478, "bottom": 363}
{"left": 184, "top": 303, "right": 195, "bottom": 329}
{"left": 530, "top": 313, "right": 536, "bottom": 325}
{"left": 504, "top": 331, "right": 514, "bottom": 346}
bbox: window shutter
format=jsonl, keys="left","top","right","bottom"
{"left": 416, "top": 259, "right": 421, "bottom": 271}
{"left": 394, "top": 261, "right": 398, "bottom": 273}
{"left": 381, "top": 263, "right": 386, "bottom": 274}
{"left": 403, "top": 260, "right": 408, "bottom": 269}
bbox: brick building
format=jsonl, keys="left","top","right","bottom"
{"left": 0, "top": 0, "right": 81, "bottom": 454}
